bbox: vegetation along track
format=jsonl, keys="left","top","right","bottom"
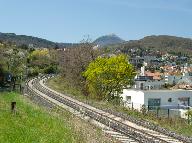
{"left": 24, "top": 75, "right": 189, "bottom": 143}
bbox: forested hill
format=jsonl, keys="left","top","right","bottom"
{"left": 1, "top": 32, "right": 192, "bottom": 52}
{"left": 112, "top": 35, "right": 192, "bottom": 54}
{"left": 139, "top": 35, "right": 192, "bottom": 49}
{"left": 0, "top": 32, "right": 74, "bottom": 48}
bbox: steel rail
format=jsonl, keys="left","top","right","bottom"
{"left": 25, "top": 77, "right": 183, "bottom": 143}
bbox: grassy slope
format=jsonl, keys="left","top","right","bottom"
{"left": 47, "top": 76, "right": 192, "bottom": 137}
{"left": 0, "top": 92, "right": 115, "bottom": 143}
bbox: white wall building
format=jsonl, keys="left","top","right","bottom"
{"left": 121, "top": 89, "right": 192, "bottom": 118}
{"left": 121, "top": 90, "right": 144, "bottom": 110}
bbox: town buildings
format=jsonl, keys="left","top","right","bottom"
{"left": 121, "top": 53, "right": 192, "bottom": 118}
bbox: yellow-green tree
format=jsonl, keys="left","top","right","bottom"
{"left": 29, "top": 49, "right": 50, "bottom": 66}
{"left": 28, "top": 49, "right": 58, "bottom": 75}
{"left": 83, "top": 54, "right": 136, "bottom": 102}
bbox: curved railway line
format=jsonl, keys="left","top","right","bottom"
{"left": 24, "top": 75, "right": 191, "bottom": 143}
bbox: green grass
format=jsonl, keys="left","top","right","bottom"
{"left": 47, "top": 76, "right": 192, "bottom": 137}
{"left": 0, "top": 92, "right": 114, "bottom": 143}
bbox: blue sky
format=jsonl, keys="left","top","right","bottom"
{"left": 0, "top": 0, "right": 192, "bottom": 43}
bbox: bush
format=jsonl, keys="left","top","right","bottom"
{"left": 44, "top": 65, "right": 57, "bottom": 74}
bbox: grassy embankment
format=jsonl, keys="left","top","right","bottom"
{"left": 0, "top": 92, "right": 115, "bottom": 143}
{"left": 47, "top": 76, "right": 192, "bottom": 137}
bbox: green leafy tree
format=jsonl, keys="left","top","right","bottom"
{"left": 83, "top": 54, "right": 136, "bottom": 102}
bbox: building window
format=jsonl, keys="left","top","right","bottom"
{"left": 178, "top": 97, "right": 190, "bottom": 106}
{"left": 148, "top": 98, "right": 161, "bottom": 110}
{"left": 140, "top": 83, "right": 144, "bottom": 90}
{"left": 168, "top": 98, "right": 172, "bottom": 102}
{"left": 126, "top": 96, "right": 131, "bottom": 103}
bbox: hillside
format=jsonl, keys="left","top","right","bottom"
{"left": 139, "top": 35, "right": 192, "bottom": 50}
{"left": 0, "top": 32, "right": 74, "bottom": 48}
{"left": 110, "top": 35, "right": 192, "bottom": 55}
{"left": 94, "top": 34, "right": 124, "bottom": 46}
{"left": 0, "top": 92, "right": 113, "bottom": 143}
{"left": 0, "top": 33, "right": 57, "bottom": 48}
{"left": 1, "top": 32, "right": 192, "bottom": 52}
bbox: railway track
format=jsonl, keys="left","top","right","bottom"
{"left": 24, "top": 75, "right": 189, "bottom": 143}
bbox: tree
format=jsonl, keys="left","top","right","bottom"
{"left": 83, "top": 54, "right": 136, "bottom": 102}
{"left": 8, "top": 49, "right": 26, "bottom": 89}
{"left": 60, "top": 41, "right": 99, "bottom": 91}
{"left": 28, "top": 49, "right": 58, "bottom": 75}
{"left": 0, "top": 65, "right": 5, "bottom": 86}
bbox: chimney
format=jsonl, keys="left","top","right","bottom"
{"left": 141, "top": 66, "right": 145, "bottom": 76}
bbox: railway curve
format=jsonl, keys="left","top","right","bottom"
{"left": 24, "top": 75, "right": 191, "bottom": 143}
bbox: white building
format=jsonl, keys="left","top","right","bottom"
{"left": 121, "top": 89, "right": 192, "bottom": 118}
{"left": 121, "top": 90, "right": 144, "bottom": 110}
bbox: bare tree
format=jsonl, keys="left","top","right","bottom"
{"left": 59, "top": 41, "right": 99, "bottom": 93}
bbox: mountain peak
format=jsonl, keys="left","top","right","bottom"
{"left": 94, "top": 34, "right": 124, "bottom": 46}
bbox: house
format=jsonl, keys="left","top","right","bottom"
{"left": 134, "top": 77, "right": 164, "bottom": 90}
{"left": 121, "top": 89, "right": 192, "bottom": 109}
{"left": 121, "top": 89, "right": 192, "bottom": 118}
{"left": 134, "top": 69, "right": 164, "bottom": 90}
{"left": 129, "top": 56, "right": 144, "bottom": 68}
{"left": 145, "top": 71, "right": 162, "bottom": 80}
{"left": 171, "top": 77, "right": 192, "bottom": 90}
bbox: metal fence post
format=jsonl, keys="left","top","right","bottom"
{"left": 11, "top": 102, "right": 16, "bottom": 113}
{"left": 156, "top": 107, "right": 159, "bottom": 118}
{"left": 188, "top": 107, "right": 190, "bottom": 125}
{"left": 168, "top": 109, "right": 170, "bottom": 119}
{"left": 132, "top": 102, "right": 133, "bottom": 110}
